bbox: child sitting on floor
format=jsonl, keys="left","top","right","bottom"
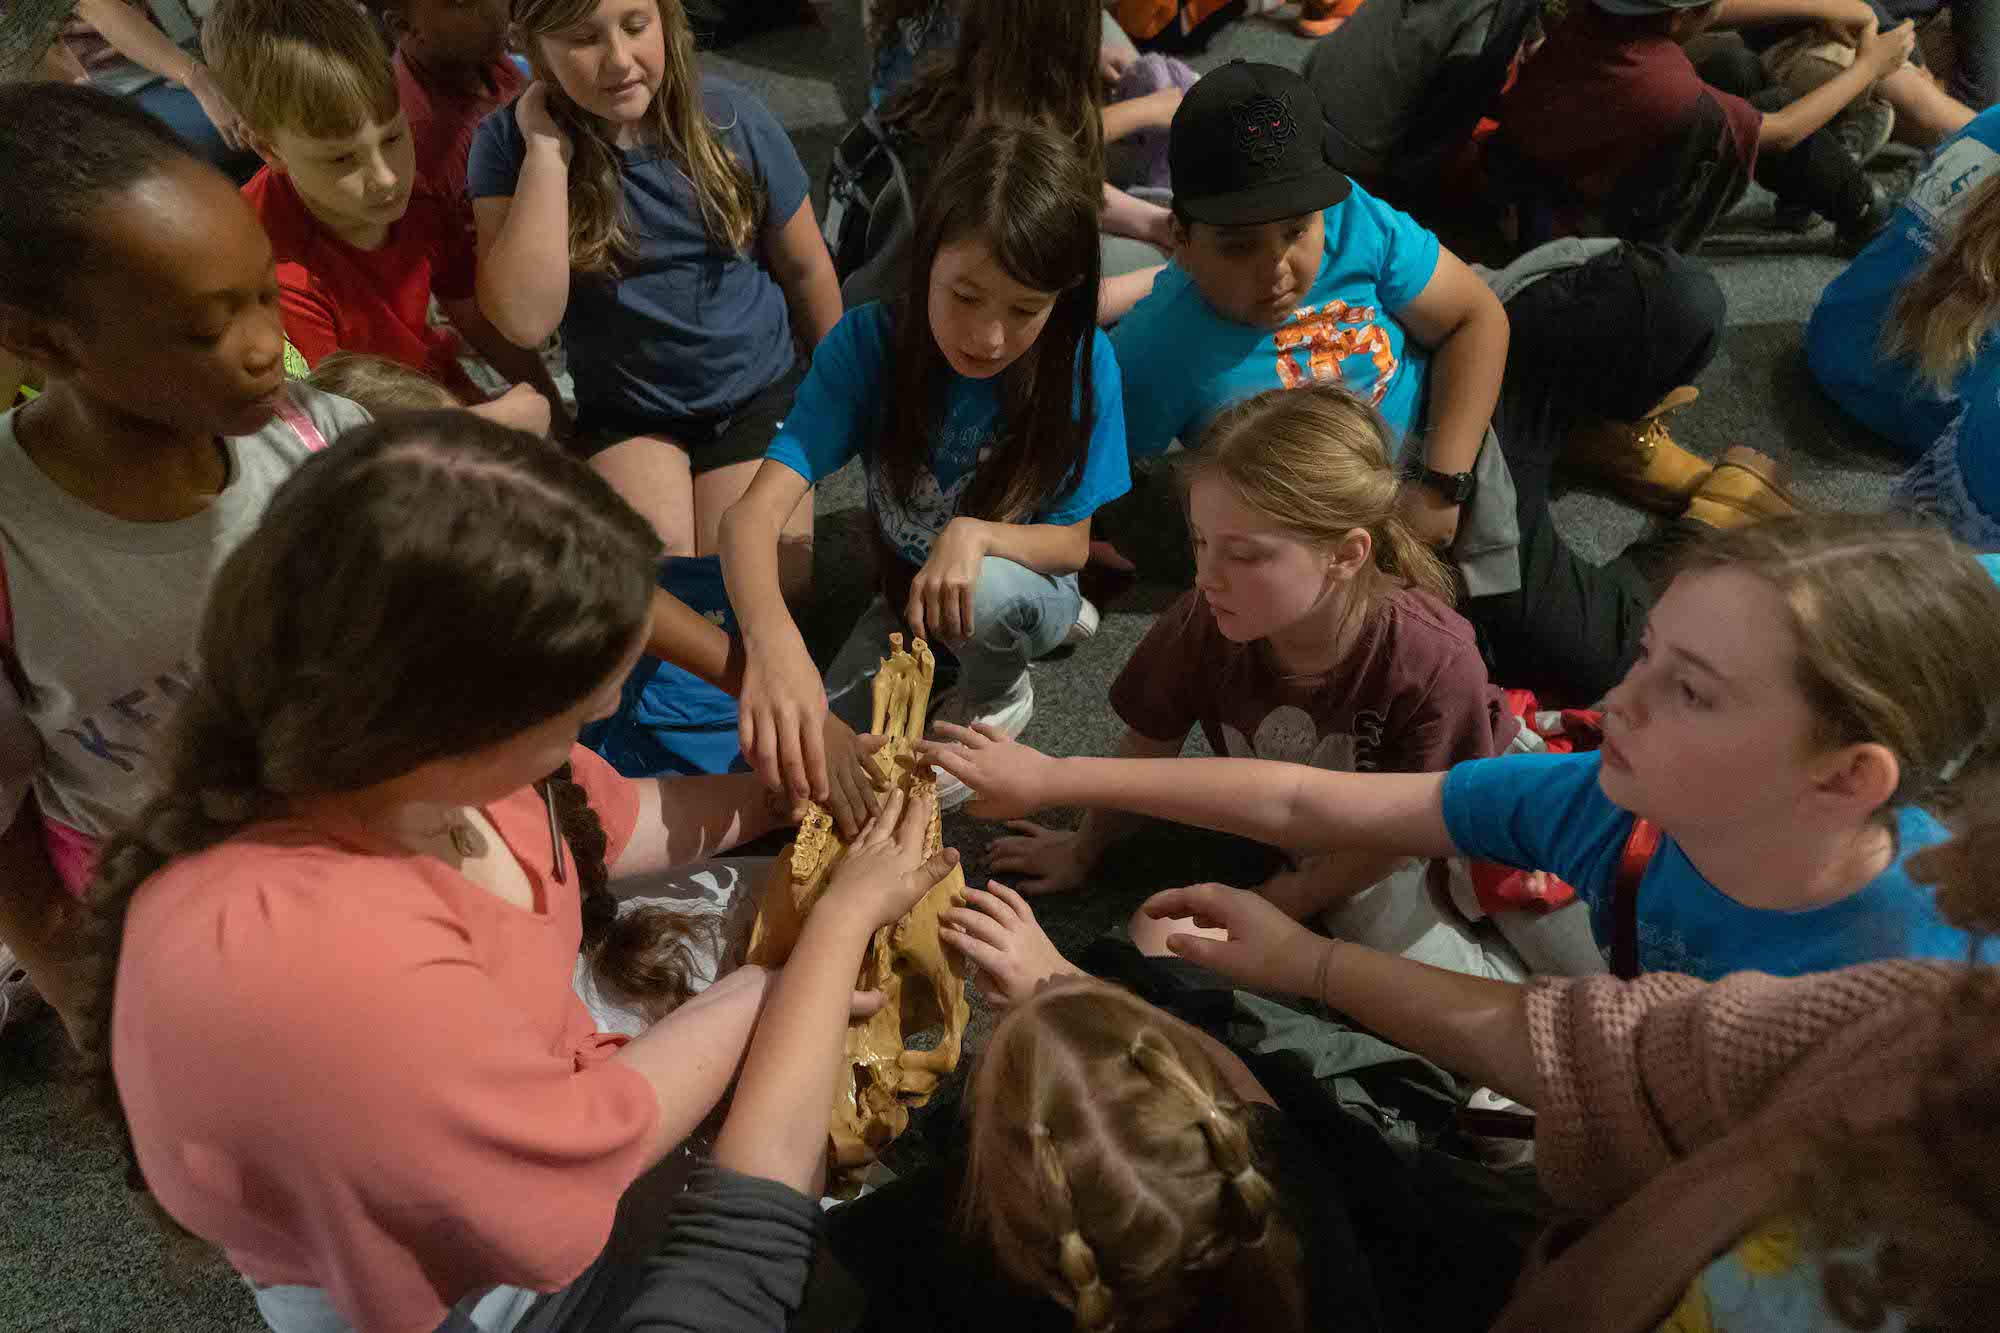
{"left": 819, "top": 955, "right": 1383, "bottom": 1332}
{"left": 1114, "top": 59, "right": 1773, "bottom": 707}
{"left": 990, "top": 385, "right": 1593, "bottom": 980}
{"left": 471, "top": 0, "right": 843, "bottom": 571}
{"left": 721, "top": 123, "right": 1129, "bottom": 816}
{"left": 88, "top": 411, "right": 818, "bottom": 1333}
{"left": 1496, "top": 0, "right": 1914, "bottom": 247}
{"left": 1811, "top": 102, "right": 2000, "bottom": 448}
{"left": 868, "top": 0, "right": 1177, "bottom": 322}
{"left": 0, "top": 85, "right": 374, "bottom": 1045}
{"left": 363, "top": 0, "right": 524, "bottom": 207}
{"left": 923, "top": 514, "right": 2000, "bottom": 980}
{"left": 203, "top": 0, "right": 557, "bottom": 434}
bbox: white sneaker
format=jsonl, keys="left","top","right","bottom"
{"left": 928, "top": 675, "right": 1035, "bottom": 810}
{"left": 1063, "top": 597, "right": 1100, "bottom": 647}
{"left": 0, "top": 943, "right": 41, "bottom": 1039}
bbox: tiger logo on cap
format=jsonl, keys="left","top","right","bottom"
{"left": 1233, "top": 91, "right": 1297, "bottom": 167}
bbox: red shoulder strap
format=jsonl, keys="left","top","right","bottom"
{"left": 1610, "top": 817, "right": 1662, "bottom": 980}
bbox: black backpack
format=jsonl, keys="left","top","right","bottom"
{"left": 1303, "top": 0, "right": 1539, "bottom": 200}
{"left": 821, "top": 107, "right": 919, "bottom": 309}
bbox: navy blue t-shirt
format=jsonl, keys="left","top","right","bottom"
{"left": 469, "top": 75, "right": 809, "bottom": 423}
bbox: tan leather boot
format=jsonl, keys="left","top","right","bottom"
{"left": 1684, "top": 446, "right": 1802, "bottom": 529}
{"left": 1563, "top": 385, "right": 1714, "bottom": 514}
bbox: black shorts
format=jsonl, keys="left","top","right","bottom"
{"left": 571, "top": 359, "right": 807, "bottom": 474}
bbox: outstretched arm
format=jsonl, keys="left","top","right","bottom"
{"left": 610, "top": 773, "right": 790, "bottom": 884}
{"left": 1142, "top": 883, "right": 1537, "bottom": 1103}
{"left": 919, "top": 725, "right": 1459, "bottom": 859}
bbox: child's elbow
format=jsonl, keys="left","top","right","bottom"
{"left": 480, "top": 290, "right": 559, "bottom": 351}
{"left": 1760, "top": 115, "right": 1804, "bottom": 153}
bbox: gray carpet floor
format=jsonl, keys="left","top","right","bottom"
{"left": 0, "top": 5, "right": 1916, "bottom": 1329}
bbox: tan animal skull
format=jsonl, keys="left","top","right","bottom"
{"left": 744, "top": 635, "right": 969, "bottom": 1183}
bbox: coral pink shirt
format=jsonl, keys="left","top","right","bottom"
{"left": 112, "top": 745, "right": 653, "bottom": 1333}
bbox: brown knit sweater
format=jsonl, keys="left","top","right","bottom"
{"left": 1492, "top": 961, "right": 1963, "bottom": 1333}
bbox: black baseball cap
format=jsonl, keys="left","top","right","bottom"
{"left": 1169, "top": 60, "right": 1351, "bottom": 227}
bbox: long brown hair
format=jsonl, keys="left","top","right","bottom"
{"left": 514, "top": 0, "right": 760, "bottom": 272}
{"left": 1186, "top": 384, "right": 1457, "bottom": 606}
{"left": 1670, "top": 514, "right": 2000, "bottom": 817}
{"left": 1881, "top": 171, "right": 2000, "bottom": 393}
{"left": 879, "top": 0, "right": 1105, "bottom": 179}
{"left": 880, "top": 121, "right": 1103, "bottom": 525}
{"left": 962, "top": 981, "right": 1306, "bottom": 1333}
{"left": 81, "top": 412, "right": 707, "bottom": 1224}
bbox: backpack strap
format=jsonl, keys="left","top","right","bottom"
{"left": 272, "top": 387, "right": 329, "bottom": 454}
{"left": 1609, "top": 817, "right": 1662, "bottom": 980}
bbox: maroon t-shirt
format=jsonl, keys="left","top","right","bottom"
{"left": 1110, "top": 587, "right": 1517, "bottom": 775}
{"left": 1497, "top": 9, "right": 1764, "bottom": 202}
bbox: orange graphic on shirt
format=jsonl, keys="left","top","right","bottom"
{"left": 1273, "top": 300, "right": 1396, "bottom": 404}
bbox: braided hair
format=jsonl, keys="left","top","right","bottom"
{"left": 963, "top": 981, "right": 1305, "bottom": 1333}
{"left": 81, "top": 412, "right": 696, "bottom": 1236}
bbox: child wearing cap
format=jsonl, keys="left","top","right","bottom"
{"left": 1497, "top": 0, "right": 1918, "bottom": 248}
{"left": 1113, "top": 61, "right": 1790, "bottom": 705}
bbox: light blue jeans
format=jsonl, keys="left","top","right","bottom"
{"left": 824, "top": 557, "right": 1081, "bottom": 731}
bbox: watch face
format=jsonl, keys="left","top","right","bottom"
{"left": 1428, "top": 469, "right": 1472, "bottom": 502}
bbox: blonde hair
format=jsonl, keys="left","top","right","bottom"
{"left": 202, "top": 0, "right": 402, "bottom": 139}
{"left": 1673, "top": 514, "right": 2000, "bottom": 815}
{"left": 1186, "top": 384, "right": 1456, "bottom": 605}
{"left": 962, "top": 981, "right": 1305, "bottom": 1333}
{"left": 1882, "top": 171, "right": 2000, "bottom": 393}
{"left": 305, "top": 353, "right": 464, "bottom": 414}
{"left": 514, "top": 0, "right": 760, "bottom": 272}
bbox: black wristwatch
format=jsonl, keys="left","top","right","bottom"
{"left": 1416, "top": 466, "right": 1476, "bottom": 505}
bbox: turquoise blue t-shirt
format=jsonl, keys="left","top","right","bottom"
{"left": 1110, "top": 185, "right": 1441, "bottom": 460}
{"left": 1950, "top": 358, "right": 2000, "bottom": 520}
{"left": 1439, "top": 751, "right": 1978, "bottom": 979}
{"left": 764, "top": 302, "right": 1130, "bottom": 566}
{"left": 1806, "top": 106, "right": 2000, "bottom": 455}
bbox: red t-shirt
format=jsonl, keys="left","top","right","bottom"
{"left": 1498, "top": 9, "right": 1765, "bottom": 202}
{"left": 112, "top": 745, "right": 654, "bottom": 1333}
{"left": 1110, "top": 586, "right": 1517, "bottom": 775}
{"left": 397, "top": 51, "right": 527, "bottom": 208}
{"left": 242, "top": 166, "right": 481, "bottom": 400}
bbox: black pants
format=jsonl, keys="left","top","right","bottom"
{"left": 1693, "top": 36, "right": 1878, "bottom": 227}
{"left": 1462, "top": 242, "right": 1726, "bottom": 705}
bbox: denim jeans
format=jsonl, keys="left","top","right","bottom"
{"left": 824, "top": 557, "right": 1081, "bottom": 730}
